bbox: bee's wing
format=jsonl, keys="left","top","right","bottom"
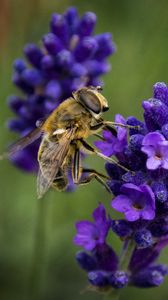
{"left": 37, "top": 128, "right": 75, "bottom": 199}
{"left": 0, "top": 126, "right": 43, "bottom": 160}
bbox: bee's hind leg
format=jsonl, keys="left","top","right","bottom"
{"left": 72, "top": 145, "right": 82, "bottom": 184}
{"left": 72, "top": 144, "right": 111, "bottom": 192}
{"left": 78, "top": 168, "right": 111, "bottom": 193}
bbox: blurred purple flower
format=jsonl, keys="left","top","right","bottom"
{"left": 7, "top": 7, "right": 115, "bottom": 172}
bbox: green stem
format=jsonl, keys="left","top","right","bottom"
{"left": 119, "top": 239, "right": 135, "bottom": 271}
{"left": 29, "top": 196, "right": 48, "bottom": 300}
{"left": 103, "top": 289, "right": 120, "bottom": 300}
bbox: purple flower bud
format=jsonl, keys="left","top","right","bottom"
{"left": 12, "top": 73, "right": 34, "bottom": 94}
{"left": 85, "top": 60, "right": 111, "bottom": 77}
{"left": 70, "top": 63, "right": 87, "bottom": 77}
{"left": 127, "top": 116, "right": 147, "bottom": 135}
{"left": 161, "top": 123, "right": 168, "bottom": 139}
{"left": 108, "top": 271, "right": 129, "bottom": 289}
{"left": 131, "top": 266, "right": 166, "bottom": 288}
{"left": 74, "top": 37, "right": 98, "bottom": 62}
{"left": 88, "top": 271, "right": 108, "bottom": 287}
{"left": 122, "top": 171, "right": 147, "bottom": 186}
{"left": 108, "top": 179, "right": 123, "bottom": 196}
{"left": 143, "top": 98, "right": 168, "bottom": 128}
{"left": 78, "top": 12, "right": 96, "bottom": 37}
{"left": 130, "top": 134, "right": 144, "bottom": 152}
{"left": 76, "top": 251, "right": 97, "bottom": 271}
{"left": 10, "top": 145, "right": 39, "bottom": 173}
{"left": 93, "top": 244, "right": 118, "bottom": 272}
{"left": 50, "top": 13, "right": 69, "bottom": 45}
{"left": 64, "top": 7, "right": 79, "bottom": 34}
{"left": 95, "top": 33, "right": 116, "bottom": 60}
{"left": 45, "top": 80, "right": 61, "bottom": 100}
{"left": 153, "top": 82, "right": 168, "bottom": 105}
{"left": 7, "top": 96, "right": 23, "bottom": 113}
{"left": 149, "top": 217, "right": 168, "bottom": 237}
{"left": 134, "top": 229, "right": 153, "bottom": 249}
{"left": 105, "top": 163, "right": 123, "bottom": 180}
{"left": 124, "top": 146, "right": 146, "bottom": 171}
{"left": 43, "top": 33, "right": 63, "bottom": 55}
{"left": 56, "top": 49, "right": 74, "bottom": 69}
{"left": 24, "top": 44, "right": 43, "bottom": 68}
{"left": 151, "top": 182, "right": 168, "bottom": 203}
{"left": 13, "top": 59, "right": 26, "bottom": 73}
{"left": 41, "top": 55, "right": 56, "bottom": 70}
{"left": 22, "top": 69, "right": 43, "bottom": 87}
{"left": 7, "top": 119, "right": 27, "bottom": 132}
{"left": 111, "top": 220, "right": 132, "bottom": 238}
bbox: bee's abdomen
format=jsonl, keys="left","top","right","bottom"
{"left": 52, "top": 169, "right": 68, "bottom": 191}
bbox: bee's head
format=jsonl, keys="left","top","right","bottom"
{"left": 73, "top": 86, "right": 109, "bottom": 117}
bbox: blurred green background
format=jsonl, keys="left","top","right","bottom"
{"left": 1, "top": 0, "right": 168, "bottom": 299}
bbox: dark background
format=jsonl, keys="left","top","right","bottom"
{"left": 0, "top": 0, "right": 168, "bottom": 299}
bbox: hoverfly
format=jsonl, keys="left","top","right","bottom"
{"left": 1, "top": 86, "right": 134, "bottom": 198}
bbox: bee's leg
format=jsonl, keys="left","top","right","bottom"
{"left": 78, "top": 168, "right": 111, "bottom": 193}
{"left": 79, "top": 139, "right": 132, "bottom": 173}
{"left": 90, "top": 122, "right": 117, "bottom": 136}
{"left": 103, "top": 121, "right": 140, "bottom": 130}
{"left": 93, "top": 133, "right": 105, "bottom": 140}
{"left": 90, "top": 121, "right": 139, "bottom": 134}
{"left": 72, "top": 146, "right": 82, "bottom": 184}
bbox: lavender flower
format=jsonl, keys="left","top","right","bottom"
{"left": 74, "top": 204, "right": 111, "bottom": 251}
{"left": 8, "top": 7, "right": 115, "bottom": 172}
{"left": 142, "top": 132, "right": 168, "bottom": 170}
{"left": 95, "top": 114, "right": 127, "bottom": 157}
{"left": 111, "top": 183, "right": 155, "bottom": 221}
{"left": 74, "top": 82, "right": 168, "bottom": 291}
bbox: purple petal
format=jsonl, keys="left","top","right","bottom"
{"left": 111, "top": 195, "right": 132, "bottom": 213}
{"left": 140, "top": 185, "right": 155, "bottom": 208}
{"left": 141, "top": 145, "right": 155, "bottom": 157}
{"left": 125, "top": 210, "right": 141, "bottom": 221}
{"left": 92, "top": 203, "right": 106, "bottom": 225}
{"left": 142, "top": 132, "right": 165, "bottom": 146}
{"left": 121, "top": 183, "right": 143, "bottom": 201}
{"left": 103, "top": 130, "right": 114, "bottom": 141}
{"left": 146, "top": 157, "right": 162, "bottom": 170}
{"left": 141, "top": 209, "right": 155, "bottom": 220}
{"left": 94, "top": 141, "right": 114, "bottom": 156}
{"left": 115, "top": 114, "right": 126, "bottom": 125}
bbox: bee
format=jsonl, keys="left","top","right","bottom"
{"left": 1, "top": 86, "right": 133, "bottom": 198}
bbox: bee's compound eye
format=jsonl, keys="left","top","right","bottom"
{"left": 79, "top": 90, "right": 101, "bottom": 114}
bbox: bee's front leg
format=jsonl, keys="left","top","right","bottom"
{"left": 90, "top": 122, "right": 117, "bottom": 137}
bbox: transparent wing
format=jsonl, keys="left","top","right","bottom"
{"left": 37, "top": 128, "right": 75, "bottom": 199}
{"left": 1, "top": 126, "right": 43, "bottom": 160}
